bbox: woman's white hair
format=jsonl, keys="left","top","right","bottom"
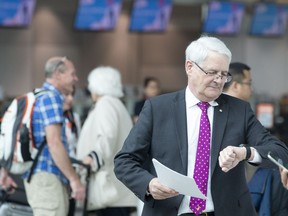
{"left": 87, "top": 66, "right": 124, "bottom": 98}
{"left": 185, "top": 35, "right": 232, "bottom": 65}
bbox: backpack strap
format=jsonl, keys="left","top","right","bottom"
{"left": 26, "top": 89, "right": 49, "bottom": 183}
{"left": 26, "top": 137, "right": 46, "bottom": 183}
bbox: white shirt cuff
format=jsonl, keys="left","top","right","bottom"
{"left": 249, "top": 147, "right": 262, "bottom": 163}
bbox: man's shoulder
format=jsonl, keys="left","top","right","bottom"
{"left": 151, "top": 89, "right": 185, "bottom": 102}
{"left": 35, "top": 86, "right": 62, "bottom": 104}
{"left": 219, "top": 93, "right": 240, "bottom": 100}
{"left": 33, "top": 87, "right": 63, "bottom": 120}
{"left": 218, "top": 93, "right": 250, "bottom": 106}
{"left": 146, "top": 90, "right": 185, "bottom": 111}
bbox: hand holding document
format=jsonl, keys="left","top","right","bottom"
{"left": 152, "top": 158, "right": 206, "bottom": 199}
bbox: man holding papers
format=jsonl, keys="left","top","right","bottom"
{"left": 114, "top": 35, "right": 288, "bottom": 216}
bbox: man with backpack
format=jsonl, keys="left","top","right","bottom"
{"left": 0, "top": 56, "right": 86, "bottom": 216}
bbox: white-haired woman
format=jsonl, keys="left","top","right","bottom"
{"left": 77, "top": 66, "right": 137, "bottom": 216}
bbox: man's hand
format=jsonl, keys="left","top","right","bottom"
{"left": 218, "top": 146, "right": 247, "bottom": 172}
{"left": 70, "top": 177, "right": 86, "bottom": 201}
{"left": 82, "top": 156, "right": 93, "bottom": 167}
{"left": 280, "top": 168, "right": 288, "bottom": 190}
{"left": 0, "top": 168, "right": 17, "bottom": 192}
{"left": 148, "top": 178, "right": 179, "bottom": 200}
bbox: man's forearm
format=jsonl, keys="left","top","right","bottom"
{"left": 49, "top": 141, "right": 78, "bottom": 182}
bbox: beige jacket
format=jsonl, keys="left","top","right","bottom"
{"left": 77, "top": 95, "right": 137, "bottom": 210}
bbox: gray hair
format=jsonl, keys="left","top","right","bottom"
{"left": 185, "top": 35, "right": 232, "bottom": 65}
{"left": 87, "top": 66, "right": 123, "bottom": 98}
{"left": 44, "top": 56, "right": 67, "bottom": 78}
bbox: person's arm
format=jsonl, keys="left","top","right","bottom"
{"left": 280, "top": 168, "right": 288, "bottom": 190}
{"left": 218, "top": 146, "right": 255, "bottom": 172}
{"left": 219, "top": 100, "right": 288, "bottom": 172}
{"left": 147, "top": 178, "right": 178, "bottom": 200}
{"left": 0, "top": 167, "right": 17, "bottom": 192}
{"left": 45, "top": 124, "right": 85, "bottom": 201}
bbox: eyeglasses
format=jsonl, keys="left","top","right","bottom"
{"left": 192, "top": 61, "right": 232, "bottom": 83}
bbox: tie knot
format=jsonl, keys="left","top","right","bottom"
{"left": 197, "top": 102, "right": 210, "bottom": 111}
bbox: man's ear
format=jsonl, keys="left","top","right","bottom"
{"left": 225, "top": 81, "right": 236, "bottom": 93}
{"left": 185, "top": 61, "right": 193, "bottom": 75}
{"left": 230, "top": 81, "right": 238, "bottom": 89}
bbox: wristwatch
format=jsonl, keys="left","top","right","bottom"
{"left": 239, "top": 144, "right": 251, "bottom": 161}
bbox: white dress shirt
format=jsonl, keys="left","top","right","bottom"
{"left": 178, "top": 87, "right": 216, "bottom": 215}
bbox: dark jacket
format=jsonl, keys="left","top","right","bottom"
{"left": 114, "top": 90, "right": 288, "bottom": 216}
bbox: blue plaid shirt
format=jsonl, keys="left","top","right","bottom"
{"left": 23, "top": 82, "right": 68, "bottom": 185}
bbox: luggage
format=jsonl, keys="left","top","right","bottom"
{"left": 0, "top": 202, "right": 33, "bottom": 216}
{"left": 0, "top": 174, "right": 33, "bottom": 216}
{"left": 0, "top": 158, "right": 90, "bottom": 216}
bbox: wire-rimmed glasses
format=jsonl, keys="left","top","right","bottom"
{"left": 192, "top": 61, "right": 232, "bottom": 83}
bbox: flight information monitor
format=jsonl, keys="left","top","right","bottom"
{"left": 129, "top": 0, "right": 173, "bottom": 32}
{"left": 0, "top": 0, "right": 36, "bottom": 28}
{"left": 203, "top": 1, "right": 245, "bottom": 36}
{"left": 74, "top": 0, "right": 122, "bottom": 31}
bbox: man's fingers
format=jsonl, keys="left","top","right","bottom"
{"left": 149, "top": 178, "right": 178, "bottom": 200}
{"left": 219, "top": 146, "right": 241, "bottom": 173}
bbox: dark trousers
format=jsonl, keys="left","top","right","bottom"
{"left": 89, "top": 207, "right": 131, "bottom": 216}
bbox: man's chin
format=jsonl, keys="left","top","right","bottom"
{"left": 63, "top": 88, "right": 72, "bottom": 95}
{"left": 206, "top": 90, "right": 221, "bottom": 99}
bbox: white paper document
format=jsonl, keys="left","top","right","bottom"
{"left": 152, "top": 158, "right": 206, "bottom": 199}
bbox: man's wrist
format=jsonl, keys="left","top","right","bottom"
{"left": 245, "top": 147, "right": 251, "bottom": 161}
{"left": 239, "top": 144, "right": 251, "bottom": 161}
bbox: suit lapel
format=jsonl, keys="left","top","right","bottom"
{"left": 211, "top": 95, "right": 229, "bottom": 176}
{"left": 172, "top": 92, "right": 229, "bottom": 176}
{"left": 173, "top": 90, "right": 188, "bottom": 175}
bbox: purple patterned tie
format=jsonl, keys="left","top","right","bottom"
{"left": 189, "top": 102, "right": 211, "bottom": 215}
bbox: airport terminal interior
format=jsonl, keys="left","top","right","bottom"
{"left": 1, "top": 0, "right": 288, "bottom": 215}
{"left": 1, "top": 0, "right": 288, "bottom": 138}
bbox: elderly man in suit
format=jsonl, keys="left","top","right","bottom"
{"left": 114, "top": 35, "right": 288, "bottom": 216}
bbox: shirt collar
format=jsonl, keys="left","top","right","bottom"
{"left": 185, "top": 86, "right": 218, "bottom": 108}
{"left": 42, "top": 82, "right": 64, "bottom": 101}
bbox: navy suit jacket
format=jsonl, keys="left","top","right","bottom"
{"left": 114, "top": 89, "right": 288, "bottom": 216}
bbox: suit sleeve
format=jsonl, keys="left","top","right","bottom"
{"left": 244, "top": 102, "right": 288, "bottom": 166}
